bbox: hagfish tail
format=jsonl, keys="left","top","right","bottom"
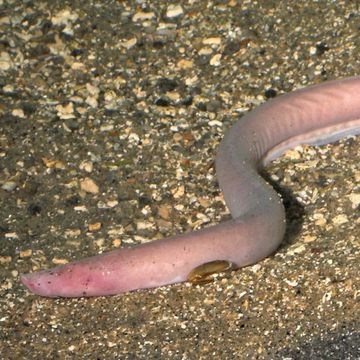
{"left": 21, "top": 77, "right": 360, "bottom": 297}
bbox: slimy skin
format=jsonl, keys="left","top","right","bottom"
{"left": 21, "top": 77, "right": 360, "bottom": 297}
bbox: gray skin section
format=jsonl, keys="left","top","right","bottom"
{"left": 21, "top": 77, "right": 360, "bottom": 297}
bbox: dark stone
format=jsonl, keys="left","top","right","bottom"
{"left": 157, "top": 78, "right": 178, "bottom": 92}
{"left": 27, "top": 203, "right": 42, "bottom": 215}
{"left": 264, "top": 88, "right": 277, "bottom": 99}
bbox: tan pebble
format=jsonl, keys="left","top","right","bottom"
{"left": 80, "top": 177, "right": 99, "bottom": 194}
{"left": 112, "top": 239, "right": 121, "bottom": 247}
{"left": 173, "top": 133, "right": 183, "bottom": 142}
{"left": 309, "top": 46, "right": 317, "bottom": 55}
{"left": 172, "top": 185, "right": 185, "bottom": 198}
{"left": 210, "top": 53, "right": 222, "bottom": 66}
{"left": 204, "top": 298, "right": 216, "bottom": 305}
{"left": 88, "top": 222, "right": 102, "bottom": 232}
{"left": 74, "top": 204, "right": 88, "bottom": 212}
{"left": 166, "top": 4, "right": 183, "bottom": 18}
{"left": 71, "top": 62, "right": 85, "bottom": 70}
{"left": 166, "top": 91, "right": 180, "bottom": 101}
{"left": 303, "top": 235, "right": 316, "bottom": 243}
{"left": 198, "top": 197, "right": 211, "bottom": 208}
{"left": 106, "top": 200, "right": 118, "bottom": 208}
{"left": 249, "top": 264, "right": 261, "bottom": 273}
{"left": 65, "top": 239, "right": 81, "bottom": 248}
{"left": 0, "top": 16, "right": 11, "bottom": 25}
{"left": 121, "top": 38, "right": 137, "bottom": 49}
{"left": 203, "top": 37, "right": 222, "bottom": 45}
{"left": 1, "top": 280, "right": 13, "bottom": 290}
{"left": 114, "top": 76, "right": 127, "bottom": 88}
{"left": 287, "top": 244, "right": 306, "bottom": 255}
{"left": 79, "top": 161, "right": 93, "bottom": 173}
{"left": 175, "top": 204, "right": 184, "bottom": 211}
{"left": 284, "top": 278, "right": 298, "bottom": 287}
{"left": 136, "top": 221, "right": 155, "bottom": 230}
{"left": 185, "top": 75, "right": 198, "bottom": 86}
{"left": 95, "top": 238, "right": 105, "bottom": 248}
{"left": 242, "top": 298, "right": 249, "bottom": 310}
{"left": 0, "top": 256, "right": 12, "bottom": 264}
{"left": 284, "top": 148, "right": 301, "bottom": 160}
{"left": 132, "top": 11, "right": 156, "bottom": 22}
{"left": 77, "top": 107, "right": 87, "bottom": 115}
{"left": 3, "top": 84, "right": 14, "bottom": 93}
{"left": 315, "top": 217, "right": 327, "bottom": 226}
{"left": 42, "top": 157, "right": 66, "bottom": 169}
{"left": 0, "top": 52, "right": 12, "bottom": 70}
{"left": 177, "top": 59, "right": 193, "bottom": 69}
{"left": 65, "top": 180, "right": 78, "bottom": 188}
{"left": 199, "top": 47, "right": 213, "bottom": 56}
{"left": 65, "top": 229, "right": 81, "bottom": 238}
{"left": 55, "top": 102, "right": 75, "bottom": 119}
{"left": 2, "top": 181, "right": 17, "bottom": 191}
{"left": 208, "top": 120, "right": 223, "bottom": 127}
{"left": 295, "top": 161, "right": 316, "bottom": 170}
{"left": 313, "top": 212, "right": 326, "bottom": 226}
{"left": 104, "top": 90, "right": 116, "bottom": 102}
{"left": 156, "top": 218, "right": 172, "bottom": 230}
{"left": 19, "top": 249, "right": 32, "bottom": 258}
{"left": 63, "top": 25, "right": 74, "bottom": 36}
{"left": 86, "top": 83, "right": 100, "bottom": 96}
{"left": 133, "top": 86, "right": 147, "bottom": 99}
{"left": 52, "top": 258, "right": 69, "bottom": 265}
{"left": 196, "top": 213, "right": 209, "bottom": 222}
{"left": 54, "top": 160, "right": 66, "bottom": 170}
{"left": 307, "top": 160, "right": 319, "bottom": 168}
{"left": 128, "top": 132, "right": 140, "bottom": 142}
{"left": 158, "top": 204, "right": 171, "bottom": 220}
{"left": 354, "top": 171, "right": 360, "bottom": 182}
{"left": 51, "top": 9, "right": 79, "bottom": 26}
{"left": 85, "top": 96, "right": 98, "bottom": 108}
{"left": 100, "top": 124, "right": 114, "bottom": 132}
{"left": 5, "top": 232, "right": 18, "bottom": 239}
{"left": 58, "top": 111, "right": 76, "bottom": 121}
{"left": 348, "top": 193, "right": 360, "bottom": 209}
{"left": 108, "top": 228, "right": 124, "bottom": 236}
{"left": 12, "top": 109, "right": 25, "bottom": 118}
{"left": 332, "top": 214, "right": 348, "bottom": 225}
{"left": 156, "top": 22, "right": 177, "bottom": 31}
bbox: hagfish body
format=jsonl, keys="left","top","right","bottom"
{"left": 21, "top": 77, "right": 360, "bottom": 297}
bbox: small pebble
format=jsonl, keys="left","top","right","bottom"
{"left": 166, "top": 5, "right": 184, "bottom": 18}
{"left": 80, "top": 178, "right": 99, "bottom": 194}
{"left": 19, "top": 249, "right": 32, "bottom": 258}
{"left": 2, "top": 181, "right": 17, "bottom": 191}
{"left": 132, "top": 11, "right": 156, "bottom": 22}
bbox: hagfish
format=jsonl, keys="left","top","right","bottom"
{"left": 21, "top": 77, "right": 360, "bottom": 297}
